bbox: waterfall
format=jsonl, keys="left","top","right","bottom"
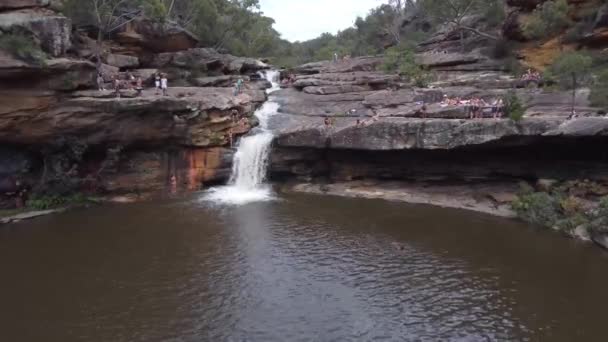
{"left": 205, "top": 70, "right": 280, "bottom": 204}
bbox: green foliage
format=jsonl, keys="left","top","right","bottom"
{"left": 504, "top": 91, "right": 525, "bottom": 121}
{"left": 555, "top": 213, "right": 589, "bottom": 231}
{"left": 382, "top": 45, "right": 431, "bottom": 87}
{"left": 546, "top": 51, "right": 593, "bottom": 90}
{"left": 483, "top": 0, "right": 506, "bottom": 27}
{"left": 0, "top": 33, "right": 46, "bottom": 64}
{"left": 523, "top": 0, "right": 572, "bottom": 40}
{"left": 27, "top": 193, "right": 93, "bottom": 211}
{"left": 512, "top": 192, "right": 562, "bottom": 227}
{"left": 144, "top": 0, "right": 169, "bottom": 20}
{"left": 590, "top": 68, "right": 608, "bottom": 109}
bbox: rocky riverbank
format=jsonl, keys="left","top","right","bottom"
{"left": 268, "top": 0, "right": 608, "bottom": 249}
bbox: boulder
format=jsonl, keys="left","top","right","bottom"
{"left": 149, "top": 48, "right": 268, "bottom": 74}
{"left": 303, "top": 85, "right": 371, "bottom": 95}
{"left": 591, "top": 230, "right": 608, "bottom": 250}
{"left": 131, "top": 68, "right": 158, "bottom": 84}
{"left": 104, "top": 53, "right": 139, "bottom": 69}
{"left": 293, "top": 72, "right": 399, "bottom": 89}
{"left": 98, "top": 63, "right": 119, "bottom": 82}
{"left": 416, "top": 52, "right": 482, "bottom": 68}
{"left": 0, "top": 0, "right": 49, "bottom": 10}
{"left": 0, "top": 8, "right": 70, "bottom": 57}
{"left": 115, "top": 18, "right": 199, "bottom": 53}
{"left": 274, "top": 88, "right": 375, "bottom": 117}
{"left": 545, "top": 118, "right": 608, "bottom": 136}
{"left": 537, "top": 179, "right": 558, "bottom": 192}
{"left": 192, "top": 75, "right": 247, "bottom": 87}
{"left": 292, "top": 56, "right": 383, "bottom": 75}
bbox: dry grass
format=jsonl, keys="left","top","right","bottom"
{"left": 519, "top": 37, "right": 576, "bottom": 71}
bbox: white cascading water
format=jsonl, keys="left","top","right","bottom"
{"left": 205, "top": 70, "right": 280, "bottom": 204}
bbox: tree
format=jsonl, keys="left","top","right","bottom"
{"left": 382, "top": 44, "right": 431, "bottom": 87}
{"left": 421, "top": 0, "right": 500, "bottom": 50}
{"left": 63, "top": 0, "right": 145, "bottom": 70}
{"left": 523, "top": 0, "right": 571, "bottom": 41}
{"left": 546, "top": 52, "right": 593, "bottom": 115}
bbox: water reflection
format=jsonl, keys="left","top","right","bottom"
{"left": 0, "top": 193, "right": 607, "bottom": 341}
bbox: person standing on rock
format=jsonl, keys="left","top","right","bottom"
{"left": 155, "top": 73, "right": 161, "bottom": 95}
{"left": 97, "top": 73, "right": 105, "bottom": 91}
{"left": 135, "top": 76, "right": 143, "bottom": 97}
{"left": 112, "top": 75, "right": 121, "bottom": 98}
{"left": 333, "top": 52, "right": 338, "bottom": 63}
{"left": 127, "top": 72, "right": 135, "bottom": 89}
{"left": 234, "top": 78, "right": 243, "bottom": 96}
{"left": 161, "top": 74, "right": 168, "bottom": 96}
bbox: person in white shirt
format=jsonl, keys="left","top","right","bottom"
{"left": 161, "top": 74, "right": 168, "bottom": 96}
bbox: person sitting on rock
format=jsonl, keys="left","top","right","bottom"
{"left": 324, "top": 117, "right": 331, "bottom": 127}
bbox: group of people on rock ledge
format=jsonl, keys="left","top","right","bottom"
{"left": 439, "top": 95, "right": 505, "bottom": 119}
{"left": 96, "top": 71, "right": 246, "bottom": 99}
{"left": 96, "top": 71, "right": 168, "bottom": 97}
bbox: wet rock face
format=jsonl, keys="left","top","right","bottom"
{"left": 103, "top": 147, "right": 233, "bottom": 194}
{"left": 271, "top": 136, "right": 608, "bottom": 184}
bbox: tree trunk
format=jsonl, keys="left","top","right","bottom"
{"left": 95, "top": 29, "right": 103, "bottom": 74}
{"left": 571, "top": 72, "right": 576, "bottom": 116}
{"left": 460, "top": 30, "right": 464, "bottom": 53}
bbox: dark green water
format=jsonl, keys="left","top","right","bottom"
{"left": 1, "top": 193, "right": 607, "bottom": 341}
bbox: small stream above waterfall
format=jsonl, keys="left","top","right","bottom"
{"left": 205, "top": 70, "right": 280, "bottom": 204}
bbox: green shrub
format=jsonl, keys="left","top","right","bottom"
{"left": 523, "top": 0, "right": 572, "bottom": 41}
{"left": 555, "top": 213, "right": 589, "bottom": 231}
{"left": 586, "top": 196, "right": 608, "bottom": 233}
{"left": 512, "top": 192, "right": 563, "bottom": 227}
{"left": 0, "top": 33, "right": 46, "bottom": 64}
{"left": 590, "top": 68, "right": 608, "bottom": 109}
{"left": 547, "top": 51, "right": 593, "bottom": 90}
{"left": 504, "top": 91, "right": 525, "bottom": 121}
{"left": 382, "top": 45, "right": 432, "bottom": 88}
{"left": 27, "top": 193, "right": 92, "bottom": 210}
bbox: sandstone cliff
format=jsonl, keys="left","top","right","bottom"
{"left": 0, "top": 1, "right": 269, "bottom": 206}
